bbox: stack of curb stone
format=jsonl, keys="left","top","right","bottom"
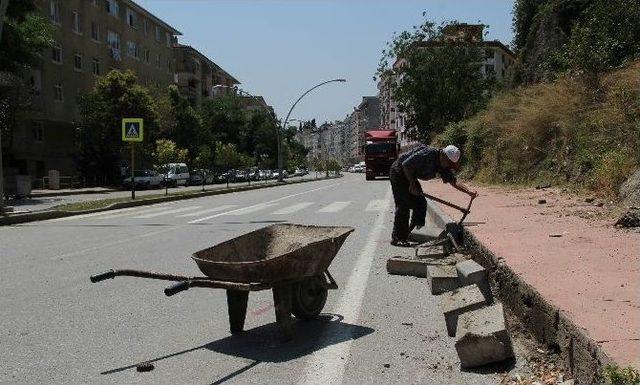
{"left": 386, "top": 247, "right": 514, "bottom": 369}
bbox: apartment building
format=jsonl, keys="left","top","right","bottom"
{"left": 4, "top": 0, "right": 181, "bottom": 180}
{"left": 174, "top": 44, "right": 239, "bottom": 108}
{"left": 378, "top": 24, "right": 515, "bottom": 149}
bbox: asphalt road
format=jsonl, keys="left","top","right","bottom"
{"left": 7, "top": 174, "right": 320, "bottom": 212}
{"left": 0, "top": 173, "right": 505, "bottom": 385}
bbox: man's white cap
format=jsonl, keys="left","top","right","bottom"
{"left": 443, "top": 145, "right": 461, "bottom": 163}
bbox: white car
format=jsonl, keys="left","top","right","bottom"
{"left": 161, "top": 163, "right": 190, "bottom": 187}
{"left": 122, "top": 170, "right": 164, "bottom": 189}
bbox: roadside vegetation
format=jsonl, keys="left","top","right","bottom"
{"left": 380, "top": 0, "right": 640, "bottom": 199}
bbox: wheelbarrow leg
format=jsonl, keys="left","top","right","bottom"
{"left": 226, "top": 290, "right": 249, "bottom": 334}
{"left": 272, "top": 284, "right": 293, "bottom": 342}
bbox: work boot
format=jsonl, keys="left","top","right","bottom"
{"left": 390, "top": 238, "right": 411, "bottom": 247}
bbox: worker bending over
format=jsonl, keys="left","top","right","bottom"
{"left": 389, "top": 144, "right": 477, "bottom": 247}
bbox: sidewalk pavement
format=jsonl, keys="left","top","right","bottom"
{"left": 30, "top": 187, "right": 118, "bottom": 197}
{"left": 421, "top": 179, "right": 640, "bottom": 368}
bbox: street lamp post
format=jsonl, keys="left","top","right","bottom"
{"left": 279, "top": 78, "right": 346, "bottom": 182}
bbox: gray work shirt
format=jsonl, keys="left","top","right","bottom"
{"left": 392, "top": 145, "right": 456, "bottom": 184}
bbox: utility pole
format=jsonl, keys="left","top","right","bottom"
{"left": 0, "top": 0, "right": 10, "bottom": 213}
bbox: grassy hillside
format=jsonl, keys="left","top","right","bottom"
{"left": 437, "top": 62, "right": 640, "bottom": 198}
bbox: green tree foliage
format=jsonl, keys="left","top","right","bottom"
{"left": 512, "top": 0, "right": 640, "bottom": 83}
{"left": 77, "top": 70, "right": 158, "bottom": 183}
{"left": 158, "top": 85, "right": 203, "bottom": 165}
{"left": 0, "top": 0, "right": 53, "bottom": 72}
{"left": 153, "top": 139, "right": 188, "bottom": 167}
{"left": 376, "top": 18, "right": 491, "bottom": 141}
{"left": 213, "top": 142, "right": 251, "bottom": 170}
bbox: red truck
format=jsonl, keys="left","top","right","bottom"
{"left": 363, "top": 130, "right": 398, "bottom": 180}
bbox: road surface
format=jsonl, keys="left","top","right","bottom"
{"left": 1, "top": 173, "right": 504, "bottom": 385}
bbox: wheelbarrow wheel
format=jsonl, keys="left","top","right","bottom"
{"left": 292, "top": 275, "right": 328, "bottom": 320}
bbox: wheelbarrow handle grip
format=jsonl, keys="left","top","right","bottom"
{"left": 90, "top": 270, "right": 116, "bottom": 283}
{"left": 164, "top": 281, "right": 190, "bottom": 297}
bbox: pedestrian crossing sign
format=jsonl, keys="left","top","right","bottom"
{"left": 122, "top": 118, "right": 144, "bottom": 142}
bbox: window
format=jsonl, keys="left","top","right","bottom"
{"left": 156, "top": 53, "right": 161, "bottom": 67}
{"left": 50, "top": 1, "right": 60, "bottom": 24}
{"left": 54, "top": 84, "right": 64, "bottom": 102}
{"left": 74, "top": 52, "right": 83, "bottom": 71}
{"left": 143, "top": 48, "right": 150, "bottom": 63}
{"left": 92, "top": 58, "right": 100, "bottom": 75}
{"left": 106, "top": 0, "right": 119, "bottom": 18}
{"left": 91, "top": 21, "right": 99, "bottom": 41}
{"left": 166, "top": 57, "right": 171, "bottom": 70}
{"left": 485, "top": 49, "right": 494, "bottom": 60}
{"left": 126, "top": 8, "right": 137, "bottom": 28}
{"left": 51, "top": 42, "right": 62, "bottom": 64}
{"left": 165, "top": 32, "right": 171, "bottom": 47}
{"left": 30, "top": 70, "right": 42, "bottom": 96}
{"left": 126, "top": 41, "right": 139, "bottom": 58}
{"left": 72, "top": 11, "right": 82, "bottom": 34}
{"left": 33, "top": 122, "right": 44, "bottom": 142}
{"left": 143, "top": 18, "right": 148, "bottom": 35}
{"left": 155, "top": 25, "right": 161, "bottom": 42}
{"left": 107, "top": 30, "right": 120, "bottom": 49}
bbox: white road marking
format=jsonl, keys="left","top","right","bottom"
{"left": 48, "top": 181, "right": 344, "bottom": 260}
{"left": 175, "top": 205, "right": 238, "bottom": 218}
{"left": 226, "top": 203, "right": 276, "bottom": 216}
{"left": 365, "top": 199, "right": 387, "bottom": 212}
{"left": 301, "top": 188, "right": 392, "bottom": 385}
{"left": 188, "top": 182, "right": 342, "bottom": 224}
{"left": 46, "top": 206, "right": 142, "bottom": 222}
{"left": 271, "top": 202, "right": 314, "bottom": 215}
{"left": 96, "top": 203, "right": 176, "bottom": 219}
{"left": 317, "top": 201, "right": 351, "bottom": 213}
{"left": 133, "top": 206, "right": 201, "bottom": 219}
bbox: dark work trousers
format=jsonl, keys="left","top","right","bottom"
{"left": 389, "top": 166, "right": 427, "bottom": 241}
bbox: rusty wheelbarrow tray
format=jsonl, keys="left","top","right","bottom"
{"left": 90, "top": 224, "right": 354, "bottom": 341}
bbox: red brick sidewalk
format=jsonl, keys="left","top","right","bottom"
{"left": 421, "top": 179, "right": 640, "bottom": 368}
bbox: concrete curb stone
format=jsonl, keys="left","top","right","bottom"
{"left": 426, "top": 265, "right": 459, "bottom": 294}
{"left": 440, "top": 284, "right": 487, "bottom": 337}
{"left": 454, "top": 303, "right": 514, "bottom": 368}
{"left": 425, "top": 199, "right": 614, "bottom": 384}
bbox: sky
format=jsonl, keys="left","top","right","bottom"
{"left": 137, "top": 0, "right": 515, "bottom": 123}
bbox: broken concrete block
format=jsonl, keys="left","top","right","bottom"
{"left": 454, "top": 303, "right": 514, "bottom": 368}
{"left": 415, "top": 244, "right": 446, "bottom": 258}
{"left": 427, "top": 265, "right": 459, "bottom": 294}
{"left": 456, "top": 259, "right": 493, "bottom": 303}
{"left": 386, "top": 257, "right": 429, "bottom": 278}
{"left": 440, "top": 285, "right": 487, "bottom": 337}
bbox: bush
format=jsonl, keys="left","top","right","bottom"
{"left": 602, "top": 364, "right": 640, "bottom": 385}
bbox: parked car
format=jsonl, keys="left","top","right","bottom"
{"left": 234, "top": 170, "right": 248, "bottom": 182}
{"left": 160, "top": 163, "right": 190, "bottom": 187}
{"left": 217, "top": 170, "right": 235, "bottom": 183}
{"left": 259, "top": 170, "right": 272, "bottom": 180}
{"left": 189, "top": 171, "right": 204, "bottom": 185}
{"left": 122, "top": 169, "right": 164, "bottom": 189}
{"left": 293, "top": 167, "right": 308, "bottom": 176}
{"left": 272, "top": 169, "right": 289, "bottom": 179}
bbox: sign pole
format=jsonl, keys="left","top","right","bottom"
{"left": 130, "top": 143, "right": 135, "bottom": 200}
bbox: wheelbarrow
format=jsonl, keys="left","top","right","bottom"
{"left": 90, "top": 224, "right": 354, "bottom": 341}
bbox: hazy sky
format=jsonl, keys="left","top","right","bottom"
{"left": 137, "top": 0, "right": 515, "bottom": 123}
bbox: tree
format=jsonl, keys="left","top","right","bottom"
{"left": 213, "top": 142, "right": 251, "bottom": 170}
{"left": 377, "top": 18, "right": 491, "bottom": 142}
{"left": 0, "top": 0, "right": 53, "bottom": 72}
{"left": 159, "top": 85, "right": 203, "bottom": 165}
{"left": 77, "top": 70, "right": 158, "bottom": 184}
{"left": 153, "top": 139, "right": 188, "bottom": 167}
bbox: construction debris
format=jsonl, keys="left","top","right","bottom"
{"left": 454, "top": 303, "right": 514, "bottom": 368}
{"left": 427, "top": 265, "right": 459, "bottom": 294}
{"left": 456, "top": 259, "right": 493, "bottom": 303}
{"left": 615, "top": 208, "right": 640, "bottom": 228}
{"left": 440, "top": 285, "right": 487, "bottom": 337}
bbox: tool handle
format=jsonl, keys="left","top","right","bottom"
{"left": 90, "top": 270, "right": 116, "bottom": 283}
{"left": 164, "top": 281, "right": 190, "bottom": 297}
{"left": 423, "top": 193, "right": 469, "bottom": 214}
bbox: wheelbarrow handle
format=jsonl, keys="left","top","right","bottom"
{"left": 164, "top": 281, "right": 190, "bottom": 297}
{"left": 90, "top": 270, "right": 116, "bottom": 283}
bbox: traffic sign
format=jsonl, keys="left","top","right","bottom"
{"left": 122, "top": 118, "right": 144, "bottom": 142}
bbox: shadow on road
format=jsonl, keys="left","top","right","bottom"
{"left": 460, "top": 356, "right": 516, "bottom": 374}
{"left": 100, "top": 314, "right": 374, "bottom": 383}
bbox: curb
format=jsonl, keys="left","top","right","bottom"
{"left": 425, "top": 199, "right": 612, "bottom": 384}
{"left": 30, "top": 188, "right": 120, "bottom": 198}
{"left": 1, "top": 176, "right": 340, "bottom": 226}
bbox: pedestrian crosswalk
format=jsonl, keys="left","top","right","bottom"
{"left": 49, "top": 198, "right": 391, "bottom": 223}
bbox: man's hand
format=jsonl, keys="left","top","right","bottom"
{"left": 470, "top": 190, "right": 479, "bottom": 199}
